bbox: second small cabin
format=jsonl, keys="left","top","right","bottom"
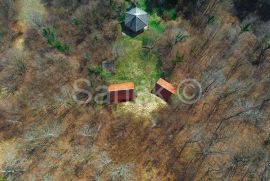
{"left": 152, "top": 78, "right": 176, "bottom": 102}
{"left": 108, "top": 82, "right": 135, "bottom": 103}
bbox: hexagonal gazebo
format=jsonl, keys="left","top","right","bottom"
{"left": 125, "top": 7, "right": 149, "bottom": 33}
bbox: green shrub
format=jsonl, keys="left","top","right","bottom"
{"left": 112, "top": 1, "right": 128, "bottom": 22}
{"left": 43, "top": 28, "right": 55, "bottom": 44}
{"left": 0, "top": 177, "right": 6, "bottom": 181}
{"left": 88, "top": 66, "right": 112, "bottom": 81}
{"left": 42, "top": 27, "right": 70, "bottom": 54}
{"left": 71, "top": 17, "right": 84, "bottom": 32}
{"left": 88, "top": 66, "right": 101, "bottom": 76}
{"left": 149, "top": 13, "right": 165, "bottom": 33}
{"left": 71, "top": 17, "right": 82, "bottom": 27}
{"left": 164, "top": 8, "right": 177, "bottom": 20}
{"left": 53, "top": 41, "right": 70, "bottom": 54}
{"left": 137, "top": 0, "right": 147, "bottom": 10}
{"left": 208, "top": 15, "right": 217, "bottom": 25}
{"left": 241, "top": 23, "right": 251, "bottom": 33}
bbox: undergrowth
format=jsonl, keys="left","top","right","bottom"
{"left": 42, "top": 28, "right": 70, "bottom": 54}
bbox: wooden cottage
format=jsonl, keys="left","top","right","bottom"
{"left": 108, "top": 82, "right": 135, "bottom": 103}
{"left": 152, "top": 78, "right": 176, "bottom": 102}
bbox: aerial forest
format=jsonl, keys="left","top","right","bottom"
{"left": 0, "top": 0, "right": 270, "bottom": 180}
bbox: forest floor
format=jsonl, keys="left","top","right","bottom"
{"left": 0, "top": 0, "right": 46, "bottom": 173}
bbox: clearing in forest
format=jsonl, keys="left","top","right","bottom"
{"left": 103, "top": 1, "right": 171, "bottom": 119}
{"left": 108, "top": 32, "right": 167, "bottom": 119}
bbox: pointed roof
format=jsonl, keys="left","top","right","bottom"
{"left": 126, "top": 7, "right": 148, "bottom": 16}
{"left": 125, "top": 7, "right": 149, "bottom": 32}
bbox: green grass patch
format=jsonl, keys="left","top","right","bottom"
{"left": 42, "top": 27, "right": 70, "bottom": 54}
{"left": 106, "top": 37, "right": 162, "bottom": 90}
{"left": 88, "top": 66, "right": 112, "bottom": 82}
{"left": 140, "top": 30, "right": 162, "bottom": 47}
{"left": 137, "top": 0, "right": 147, "bottom": 10}
{"left": 149, "top": 13, "right": 165, "bottom": 33}
{"left": 0, "top": 177, "right": 6, "bottom": 181}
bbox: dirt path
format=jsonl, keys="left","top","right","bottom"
{"left": 14, "top": 0, "right": 46, "bottom": 50}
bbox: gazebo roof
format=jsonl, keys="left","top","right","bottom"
{"left": 125, "top": 7, "right": 149, "bottom": 32}
{"left": 126, "top": 7, "right": 148, "bottom": 16}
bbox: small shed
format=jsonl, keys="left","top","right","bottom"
{"left": 102, "top": 60, "right": 115, "bottom": 72}
{"left": 125, "top": 7, "right": 149, "bottom": 33}
{"left": 152, "top": 78, "right": 176, "bottom": 102}
{"left": 108, "top": 82, "right": 135, "bottom": 103}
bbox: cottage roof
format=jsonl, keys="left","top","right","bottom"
{"left": 108, "top": 82, "right": 135, "bottom": 92}
{"left": 157, "top": 78, "right": 177, "bottom": 94}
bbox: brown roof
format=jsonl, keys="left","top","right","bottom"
{"left": 157, "top": 78, "right": 177, "bottom": 94}
{"left": 108, "top": 82, "right": 135, "bottom": 92}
